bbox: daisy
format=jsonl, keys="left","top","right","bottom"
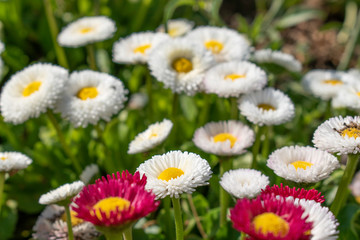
{"left": 32, "top": 204, "right": 99, "bottom": 240}
{"left": 137, "top": 151, "right": 212, "bottom": 199}
{"left": 157, "top": 19, "right": 194, "bottom": 37}
{"left": 203, "top": 61, "right": 267, "bottom": 98}
{"left": 332, "top": 81, "right": 360, "bottom": 110}
{"left": 39, "top": 181, "right": 85, "bottom": 205}
{"left": 302, "top": 69, "right": 356, "bottom": 100}
{"left": 0, "top": 152, "right": 32, "bottom": 174}
{"left": 58, "top": 16, "right": 116, "bottom": 47}
{"left": 252, "top": 49, "right": 302, "bottom": 72}
{"left": 230, "top": 194, "right": 312, "bottom": 239}
{"left": 348, "top": 68, "right": 360, "bottom": 79}
{"left": 112, "top": 32, "right": 170, "bottom": 64}
{"left": 267, "top": 146, "right": 339, "bottom": 183}
{"left": 193, "top": 120, "right": 255, "bottom": 156}
{"left": 220, "top": 169, "right": 269, "bottom": 199}
{"left": 313, "top": 116, "right": 360, "bottom": 155}
{"left": 148, "top": 38, "right": 215, "bottom": 95}
{"left": 0, "top": 63, "right": 68, "bottom": 124}
{"left": 80, "top": 164, "right": 99, "bottom": 184}
{"left": 128, "top": 119, "right": 173, "bottom": 154}
{"left": 185, "top": 26, "right": 250, "bottom": 62}
{"left": 56, "top": 70, "right": 128, "bottom": 128}
{"left": 350, "top": 171, "right": 360, "bottom": 203}
{"left": 72, "top": 171, "right": 159, "bottom": 238}
{"left": 238, "top": 88, "right": 295, "bottom": 126}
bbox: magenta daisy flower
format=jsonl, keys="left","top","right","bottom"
{"left": 230, "top": 195, "right": 312, "bottom": 240}
{"left": 261, "top": 184, "right": 325, "bottom": 204}
{"left": 72, "top": 171, "right": 159, "bottom": 236}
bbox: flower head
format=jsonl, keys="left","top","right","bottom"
{"left": 58, "top": 16, "right": 116, "bottom": 47}
{"left": 0, "top": 152, "right": 32, "bottom": 174}
{"left": 332, "top": 81, "right": 360, "bottom": 110}
{"left": 137, "top": 151, "right": 212, "bottom": 199}
{"left": 39, "top": 181, "right": 85, "bottom": 205}
{"left": 157, "top": 19, "right": 194, "bottom": 37}
{"left": 253, "top": 49, "right": 302, "bottom": 72}
{"left": 193, "top": 120, "right": 255, "bottom": 156}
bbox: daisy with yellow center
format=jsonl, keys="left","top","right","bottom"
{"left": 113, "top": 32, "right": 170, "bottom": 64}
{"left": 186, "top": 26, "right": 250, "bottom": 62}
{"left": 57, "top": 16, "right": 116, "bottom": 48}
{"left": 0, "top": 152, "right": 32, "bottom": 173}
{"left": 203, "top": 61, "right": 267, "bottom": 98}
{"left": 332, "top": 81, "right": 360, "bottom": 110}
{"left": 267, "top": 146, "right": 339, "bottom": 183}
{"left": 156, "top": 19, "right": 194, "bottom": 37}
{"left": 0, "top": 63, "right": 68, "bottom": 124}
{"left": 56, "top": 70, "right": 128, "bottom": 128}
{"left": 253, "top": 49, "right": 302, "bottom": 72}
{"left": 128, "top": 119, "right": 173, "bottom": 154}
{"left": 193, "top": 120, "right": 255, "bottom": 156}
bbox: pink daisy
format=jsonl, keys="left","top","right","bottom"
{"left": 230, "top": 195, "right": 312, "bottom": 240}
{"left": 260, "top": 184, "right": 325, "bottom": 204}
{"left": 73, "top": 171, "right": 159, "bottom": 231}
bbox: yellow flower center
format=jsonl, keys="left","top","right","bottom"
{"left": 168, "top": 28, "right": 178, "bottom": 37}
{"left": 149, "top": 132, "right": 158, "bottom": 138}
{"left": 0, "top": 157, "right": 6, "bottom": 161}
{"left": 252, "top": 212, "right": 290, "bottom": 237}
{"left": 79, "top": 27, "right": 93, "bottom": 34}
{"left": 158, "top": 167, "right": 184, "bottom": 181}
{"left": 61, "top": 210, "right": 83, "bottom": 227}
{"left": 213, "top": 133, "right": 237, "bottom": 148}
{"left": 77, "top": 87, "right": 98, "bottom": 100}
{"left": 322, "top": 79, "right": 343, "bottom": 85}
{"left": 172, "top": 58, "right": 193, "bottom": 73}
{"left": 22, "top": 81, "right": 42, "bottom": 97}
{"left": 204, "top": 40, "right": 224, "bottom": 54}
{"left": 257, "top": 103, "right": 276, "bottom": 111}
{"left": 291, "top": 161, "right": 313, "bottom": 170}
{"left": 133, "top": 44, "right": 152, "bottom": 54}
{"left": 341, "top": 127, "right": 360, "bottom": 139}
{"left": 356, "top": 196, "right": 360, "bottom": 204}
{"left": 92, "top": 197, "right": 131, "bottom": 220}
{"left": 357, "top": 92, "right": 360, "bottom": 98}
{"left": 225, "top": 74, "right": 246, "bottom": 81}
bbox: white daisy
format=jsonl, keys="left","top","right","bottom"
{"left": 220, "top": 169, "right": 269, "bottom": 199}
{"left": 313, "top": 116, "right": 360, "bottom": 155}
{"left": 302, "top": 69, "right": 356, "bottom": 100}
{"left": 193, "top": 120, "right": 255, "bottom": 156}
{"left": 39, "top": 181, "right": 85, "bottom": 205}
{"left": 157, "top": 19, "right": 194, "bottom": 37}
{"left": 137, "top": 151, "right": 212, "bottom": 199}
{"left": 332, "top": 81, "right": 360, "bottom": 109}
{"left": 295, "top": 199, "right": 339, "bottom": 240}
{"left": 203, "top": 61, "right": 267, "bottom": 98}
{"left": 0, "top": 152, "right": 32, "bottom": 173}
{"left": 32, "top": 204, "right": 99, "bottom": 240}
{"left": 58, "top": 16, "right": 116, "bottom": 47}
{"left": 0, "top": 63, "right": 68, "bottom": 124}
{"left": 252, "top": 49, "right": 302, "bottom": 72}
{"left": 79, "top": 164, "right": 99, "bottom": 184}
{"left": 128, "top": 119, "right": 173, "bottom": 154}
{"left": 238, "top": 87, "right": 295, "bottom": 126}
{"left": 348, "top": 68, "right": 360, "bottom": 80}
{"left": 56, "top": 70, "right": 128, "bottom": 128}
{"left": 148, "top": 38, "right": 215, "bottom": 95}
{"left": 267, "top": 146, "right": 340, "bottom": 183}
{"left": 112, "top": 32, "right": 170, "bottom": 64}
{"left": 350, "top": 171, "right": 360, "bottom": 203}
{"left": 185, "top": 26, "right": 250, "bottom": 62}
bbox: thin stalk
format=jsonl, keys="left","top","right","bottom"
{"left": 230, "top": 97, "right": 238, "bottom": 119}
{"left": 43, "top": 0, "right": 69, "bottom": 69}
{"left": 103, "top": 231, "right": 124, "bottom": 240}
{"left": 94, "top": 124, "right": 116, "bottom": 172}
{"left": 172, "top": 197, "right": 184, "bottom": 240}
{"left": 86, "top": 44, "right": 97, "bottom": 70}
{"left": 64, "top": 205, "right": 74, "bottom": 240}
{"left": 187, "top": 194, "right": 208, "bottom": 239}
{"left": 338, "top": 9, "right": 360, "bottom": 70}
{"left": 210, "top": 0, "right": 223, "bottom": 26}
{"left": 145, "top": 68, "right": 153, "bottom": 121}
{"left": 46, "top": 111, "right": 82, "bottom": 174}
{"left": 330, "top": 154, "right": 360, "bottom": 216}
{"left": 251, "top": 126, "right": 263, "bottom": 169}
{"left": 199, "top": 94, "right": 211, "bottom": 126}
{"left": 123, "top": 227, "right": 132, "bottom": 240}
{"left": 220, "top": 157, "right": 232, "bottom": 226}
{"left": 0, "top": 172, "right": 5, "bottom": 213}
{"left": 171, "top": 93, "right": 179, "bottom": 145}
{"left": 261, "top": 126, "right": 270, "bottom": 159}
{"left": 164, "top": 197, "right": 174, "bottom": 239}
{"left": 240, "top": 232, "right": 247, "bottom": 240}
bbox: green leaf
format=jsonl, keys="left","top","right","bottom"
{"left": 338, "top": 203, "right": 360, "bottom": 240}
{"left": 275, "top": 9, "right": 324, "bottom": 29}
{"left": 0, "top": 201, "right": 18, "bottom": 240}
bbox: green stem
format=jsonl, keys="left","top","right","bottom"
{"left": 172, "top": 197, "right": 184, "bottom": 240}
{"left": 210, "top": 0, "right": 223, "bottom": 26}
{"left": 261, "top": 126, "right": 270, "bottom": 159}
{"left": 251, "top": 126, "right": 263, "bottom": 169}
{"left": 145, "top": 68, "right": 153, "bottom": 121}
{"left": 94, "top": 124, "right": 116, "bottom": 172}
{"left": 220, "top": 157, "right": 232, "bottom": 226}
{"left": 164, "top": 197, "right": 174, "bottom": 239}
{"left": 330, "top": 154, "right": 360, "bottom": 216}
{"left": 46, "top": 111, "right": 82, "bottom": 174}
{"left": 65, "top": 205, "right": 74, "bottom": 240}
{"left": 86, "top": 44, "right": 97, "bottom": 70}
{"left": 240, "top": 232, "right": 247, "bottom": 240}
{"left": 104, "top": 231, "right": 124, "bottom": 240}
{"left": 43, "top": 0, "right": 69, "bottom": 69}
{"left": 261, "top": 0, "right": 284, "bottom": 31}
{"left": 230, "top": 97, "right": 238, "bottom": 120}
{"left": 171, "top": 93, "right": 179, "bottom": 145}
{"left": 187, "top": 194, "right": 208, "bottom": 239}
{"left": 123, "top": 227, "right": 132, "bottom": 240}
{"left": 0, "top": 172, "right": 5, "bottom": 213}
{"left": 338, "top": 9, "right": 360, "bottom": 70}
{"left": 199, "top": 94, "right": 211, "bottom": 126}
